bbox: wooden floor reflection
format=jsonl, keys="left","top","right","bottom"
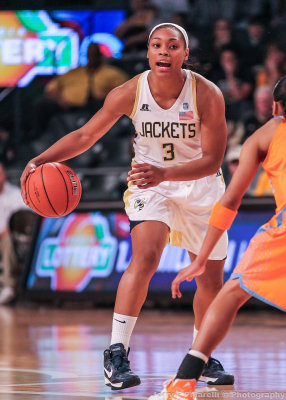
{"left": 0, "top": 307, "right": 284, "bottom": 399}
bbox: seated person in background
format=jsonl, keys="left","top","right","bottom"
{"left": 114, "top": 0, "right": 160, "bottom": 55}
{"left": 46, "top": 43, "right": 128, "bottom": 109}
{"left": 189, "top": 1, "right": 237, "bottom": 33}
{"left": 234, "top": 0, "right": 280, "bottom": 27}
{"left": 200, "top": 18, "right": 236, "bottom": 75}
{"left": 229, "top": 85, "right": 273, "bottom": 146}
{"left": 237, "top": 15, "right": 268, "bottom": 72}
{"left": 210, "top": 45, "right": 254, "bottom": 121}
{"left": 170, "top": 12, "right": 199, "bottom": 51}
{"left": 32, "top": 43, "right": 129, "bottom": 138}
{"left": 223, "top": 144, "right": 241, "bottom": 187}
{"left": 256, "top": 42, "right": 286, "bottom": 89}
{"left": 224, "top": 144, "right": 273, "bottom": 197}
{"left": 0, "top": 162, "right": 27, "bottom": 304}
{"left": 0, "top": 125, "right": 16, "bottom": 167}
{"left": 151, "top": 0, "right": 189, "bottom": 20}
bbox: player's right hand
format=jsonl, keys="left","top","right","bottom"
{"left": 171, "top": 260, "right": 206, "bottom": 299}
{"left": 20, "top": 161, "right": 37, "bottom": 205}
{"left": 127, "top": 163, "right": 165, "bottom": 188}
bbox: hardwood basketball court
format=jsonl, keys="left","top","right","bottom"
{"left": 0, "top": 307, "right": 284, "bottom": 399}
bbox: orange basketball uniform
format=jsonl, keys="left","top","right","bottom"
{"left": 232, "top": 119, "right": 286, "bottom": 311}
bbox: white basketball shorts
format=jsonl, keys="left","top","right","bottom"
{"left": 123, "top": 172, "right": 228, "bottom": 260}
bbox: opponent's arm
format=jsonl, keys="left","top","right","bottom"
{"left": 171, "top": 124, "right": 273, "bottom": 298}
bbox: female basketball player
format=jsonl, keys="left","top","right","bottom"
{"left": 149, "top": 77, "right": 286, "bottom": 399}
{"left": 20, "top": 23, "right": 233, "bottom": 389}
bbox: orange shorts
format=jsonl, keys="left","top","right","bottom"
{"left": 231, "top": 205, "right": 286, "bottom": 312}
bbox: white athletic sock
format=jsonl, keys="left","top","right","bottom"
{"left": 188, "top": 349, "right": 209, "bottom": 364}
{"left": 192, "top": 326, "right": 199, "bottom": 345}
{"left": 110, "top": 313, "right": 138, "bottom": 351}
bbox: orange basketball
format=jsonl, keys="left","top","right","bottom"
{"left": 26, "top": 162, "right": 82, "bottom": 218}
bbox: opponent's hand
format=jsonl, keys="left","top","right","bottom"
{"left": 127, "top": 163, "right": 165, "bottom": 188}
{"left": 171, "top": 260, "right": 206, "bottom": 299}
{"left": 20, "top": 161, "right": 37, "bottom": 205}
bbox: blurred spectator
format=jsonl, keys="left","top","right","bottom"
{"left": 151, "top": 0, "right": 189, "bottom": 20}
{"left": 210, "top": 45, "right": 254, "bottom": 120}
{"left": 31, "top": 43, "right": 128, "bottom": 139}
{"left": 224, "top": 144, "right": 241, "bottom": 186}
{"left": 114, "top": 0, "right": 160, "bottom": 55}
{"left": 212, "top": 19, "right": 235, "bottom": 53}
{"left": 0, "top": 126, "right": 16, "bottom": 166}
{"left": 229, "top": 85, "right": 273, "bottom": 146}
{"left": 256, "top": 42, "right": 286, "bottom": 88}
{"left": 269, "top": 1, "right": 286, "bottom": 32}
{"left": 223, "top": 144, "right": 273, "bottom": 196}
{"left": 234, "top": 0, "right": 280, "bottom": 27}
{"left": 189, "top": 0, "right": 237, "bottom": 31}
{"left": 237, "top": 15, "right": 268, "bottom": 71}
{"left": 0, "top": 162, "right": 27, "bottom": 304}
{"left": 200, "top": 19, "right": 236, "bottom": 75}
{"left": 170, "top": 12, "right": 199, "bottom": 50}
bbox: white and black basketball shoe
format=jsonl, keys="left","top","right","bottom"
{"left": 199, "top": 357, "right": 234, "bottom": 385}
{"left": 104, "top": 343, "right": 141, "bottom": 390}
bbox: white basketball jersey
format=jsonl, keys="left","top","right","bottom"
{"left": 130, "top": 70, "right": 201, "bottom": 167}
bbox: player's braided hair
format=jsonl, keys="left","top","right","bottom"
{"left": 273, "top": 76, "right": 286, "bottom": 117}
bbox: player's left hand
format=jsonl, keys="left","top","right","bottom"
{"left": 171, "top": 260, "right": 206, "bottom": 299}
{"left": 127, "top": 163, "right": 165, "bottom": 188}
{"left": 20, "top": 160, "right": 37, "bottom": 205}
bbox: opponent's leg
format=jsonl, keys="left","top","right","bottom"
{"left": 190, "top": 253, "right": 224, "bottom": 330}
{"left": 190, "top": 253, "right": 233, "bottom": 384}
{"left": 175, "top": 280, "right": 250, "bottom": 382}
{"left": 193, "top": 278, "right": 251, "bottom": 355}
{"left": 104, "top": 221, "right": 169, "bottom": 390}
{"left": 149, "top": 280, "right": 250, "bottom": 399}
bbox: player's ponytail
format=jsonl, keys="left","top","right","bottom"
{"left": 273, "top": 76, "right": 286, "bottom": 117}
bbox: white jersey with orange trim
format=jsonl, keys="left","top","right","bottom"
{"left": 130, "top": 69, "right": 201, "bottom": 167}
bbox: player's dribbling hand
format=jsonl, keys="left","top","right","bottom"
{"left": 20, "top": 161, "right": 37, "bottom": 205}
{"left": 127, "top": 163, "right": 165, "bottom": 188}
{"left": 171, "top": 260, "right": 206, "bottom": 299}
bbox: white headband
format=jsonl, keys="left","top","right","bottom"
{"left": 148, "top": 23, "right": 189, "bottom": 49}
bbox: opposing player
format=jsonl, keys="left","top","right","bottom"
{"left": 20, "top": 24, "right": 233, "bottom": 389}
{"left": 150, "top": 76, "right": 286, "bottom": 399}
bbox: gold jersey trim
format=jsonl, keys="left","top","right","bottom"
{"left": 129, "top": 73, "right": 144, "bottom": 119}
{"left": 189, "top": 70, "right": 199, "bottom": 119}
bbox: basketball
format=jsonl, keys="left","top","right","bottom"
{"left": 26, "top": 162, "right": 82, "bottom": 218}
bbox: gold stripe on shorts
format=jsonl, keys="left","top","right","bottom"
{"left": 170, "top": 230, "right": 183, "bottom": 247}
{"left": 123, "top": 189, "right": 132, "bottom": 209}
{"left": 123, "top": 160, "right": 136, "bottom": 209}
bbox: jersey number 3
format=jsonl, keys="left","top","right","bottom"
{"left": 162, "top": 143, "right": 175, "bottom": 161}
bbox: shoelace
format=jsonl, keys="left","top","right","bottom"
{"left": 206, "top": 357, "right": 224, "bottom": 371}
{"left": 111, "top": 349, "right": 131, "bottom": 373}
